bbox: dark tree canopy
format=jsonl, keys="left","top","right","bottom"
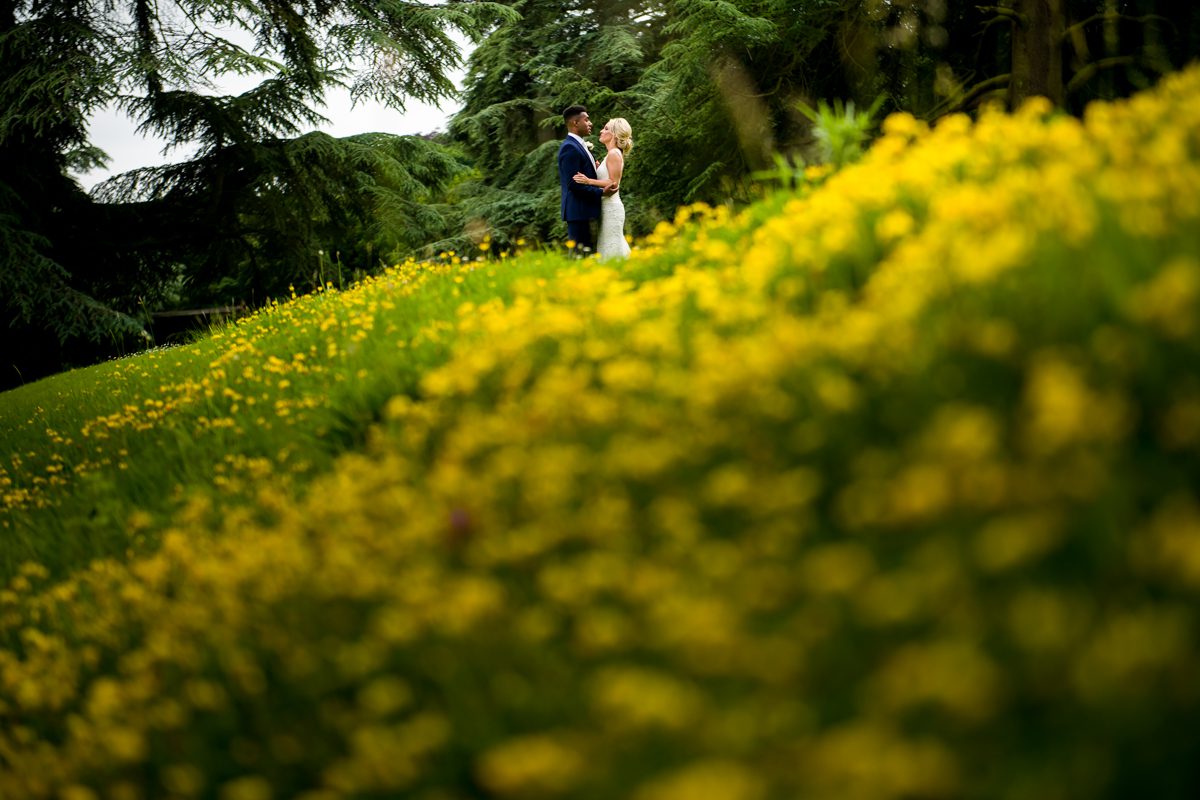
{"left": 0, "top": 0, "right": 510, "bottom": 386}
{"left": 437, "top": 0, "right": 663, "bottom": 250}
{"left": 447, "top": 0, "right": 1198, "bottom": 243}
{"left": 3, "top": 0, "right": 1198, "bottom": 387}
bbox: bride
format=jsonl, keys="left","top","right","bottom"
{"left": 573, "top": 118, "right": 632, "bottom": 260}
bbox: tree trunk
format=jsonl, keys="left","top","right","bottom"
{"left": 1010, "top": 0, "right": 1066, "bottom": 107}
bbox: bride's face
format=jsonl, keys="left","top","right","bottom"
{"left": 599, "top": 122, "right": 613, "bottom": 148}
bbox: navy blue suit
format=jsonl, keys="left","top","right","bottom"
{"left": 558, "top": 135, "right": 603, "bottom": 251}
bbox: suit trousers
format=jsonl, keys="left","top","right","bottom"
{"left": 566, "top": 219, "right": 597, "bottom": 254}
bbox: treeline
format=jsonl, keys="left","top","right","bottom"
{"left": 2, "top": 0, "right": 1197, "bottom": 387}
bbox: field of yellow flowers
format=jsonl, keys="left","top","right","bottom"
{"left": 3, "top": 65, "right": 1200, "bottom": 798}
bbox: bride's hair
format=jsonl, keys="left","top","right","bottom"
{"left": 607, "top": 118, "right": 633, "bottom": 156}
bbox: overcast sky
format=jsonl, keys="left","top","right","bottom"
{"left": 73, "top": 26, "right": 470, "bottom": 192}
{"left": 75, "top": 88, "right": 462, "bottom": 191}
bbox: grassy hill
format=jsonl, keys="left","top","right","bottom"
{"left": 2, "top": 65, "right": 1200, "bottom": 798}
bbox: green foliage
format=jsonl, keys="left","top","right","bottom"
{"left": 445, "top": 0, "right": 663, "bottom": 243}
{"left": 449, "top": 0, "right": 1199, "bottom": 249}
{"left": 796, "top": 95, "right": 885, "bottom": 168}
{"left": 0, "top": 0, "right": 512, "bottom": 386}
{"left": 748, "top": 151, "right": 806, "bottom": 191}
{"left": 0, "top": 247, "right": 571, "bottom": 581}
{"left": 447, "top": 0, "right": 856, "bottom": 237}
{"left": 849, "top": 0, "right": 1198, "bottom": 116}
{"left": 4, "top": 0, "right": 1199, "bottom": 389}
{"left": 90, "top": 131, "right": 473, "bottom": 302}
{"left": 0, "top": 185, "right": 148, "bottom": 370}
{"left": 425, "top": 140, "right": 566, "bottom": 254}
{"left": 4, "top": 68, "right": 1200, "bottom": 796}
{"left": 451, "top": 0, "right": 659, "bottom": 178}
{"left": 749, "top": 93, "right": 882, "bottom": 192}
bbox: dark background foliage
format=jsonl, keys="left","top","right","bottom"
{"left": 0, "top": 0, "right": 503, "bottom": 386}
{"left": 2, "top": 0, "right": 1197, "bottom": 387}
{"left": 451, "top": 0, "right": 1198, "bottom": 219}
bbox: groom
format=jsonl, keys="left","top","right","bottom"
{"left": 558, "top": 104, "right": 614, "bottom": 253}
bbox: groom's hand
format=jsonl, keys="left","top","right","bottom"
{"left": 603, "top": 183, "right": 619, "bottom": 196}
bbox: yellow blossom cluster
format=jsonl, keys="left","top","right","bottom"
{"left": 3, "top": 66, "right": 1200, "bottom": 797}
{"left": 0, "top": 252, "right": 537, "bottom": 574}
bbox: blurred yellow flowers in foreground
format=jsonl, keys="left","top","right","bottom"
{"left": 3, "top": 66, "right": 1200, "bottom": 798}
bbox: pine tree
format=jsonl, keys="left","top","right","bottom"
{"left": 0, "top": 0, "right": 510, "bottom": 386}
{"left": 444, "top": 0, "right": 662, "bottom": 249}
{"left": 445, "top": 0, "right": 854, "bottom": 234}
{"left": 441, "top": 0, "right": 1198, "bottom": 255}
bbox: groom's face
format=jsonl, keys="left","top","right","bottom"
{"left": 573, "top": 112, "right": 592, "bottom": 136}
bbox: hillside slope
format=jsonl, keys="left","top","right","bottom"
{"left": 3, "top": 66, "right": 1200, "bottom": 798}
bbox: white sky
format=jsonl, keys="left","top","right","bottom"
{"left": 75, "top": 88, "right": 462, "bottom": 191}
{"left": 73, "top": 24, "right": 470, "bottom": 192}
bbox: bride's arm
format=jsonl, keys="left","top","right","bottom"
{"left": 574, "top": 149, "right": 624, "bottom": 188}
{"left": 572, "top": 175, "right": 607, "bottom": 186}
{"left": 572, "top": 173, "right": 611, "bottom": 187}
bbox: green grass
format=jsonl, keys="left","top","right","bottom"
{"left": 0, "top": 250, "right": 579, "bottom": 582}
{"left": 3, "top": 67, "right": 1200, "bottom": 797}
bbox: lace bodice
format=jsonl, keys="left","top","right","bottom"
{"left": 594, "top": 152, "right": 630, "bottom": 261}
{"left": 596, "top": 158, "right": 619, "bottom": 200}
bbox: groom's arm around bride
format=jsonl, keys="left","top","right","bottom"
{"left": 557, "top": 104, "right": 611, "bottom": 253}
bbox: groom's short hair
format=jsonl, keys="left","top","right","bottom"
{"left": 563, "top": 105, "right": 587, "bottom": 125}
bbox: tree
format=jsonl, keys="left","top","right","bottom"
{"left": 629, "top": 0, "right": 850, "bottom": 208}
{"left": 444, "top": 0, "right": 664, "bottom": 249}
{"left": 861, "top": 1, "right": 1198, "bottom": 115}
{"left": 445, "top": 0, "right": 860, "bottom": 242}
{"left": 90, "top": 131, "right": 473, "bottom": 303}
{"left": 1010, "top": 0, "right": 1067, "bottom": 106}
{"left": 0, "top": 0, "right": 512, "bottom": 387}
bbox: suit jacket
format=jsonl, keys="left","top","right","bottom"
{"left": 558, "top": 135, "right": 603, "bottom": 222}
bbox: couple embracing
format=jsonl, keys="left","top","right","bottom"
{"left": 557, "top": 105, "right": 633, "bottom": 260}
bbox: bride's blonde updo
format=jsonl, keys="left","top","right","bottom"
{"left": 607, "top": 118, "right": 633, "bottom": 156}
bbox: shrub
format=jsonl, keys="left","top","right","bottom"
{"left": 3, "top": 65, "right": 1200, "bottom": 799}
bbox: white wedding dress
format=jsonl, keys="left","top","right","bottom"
{"left": 596, "top": 158, "right": 630, "bottom": 261}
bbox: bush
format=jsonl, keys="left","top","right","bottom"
{"left": 3, "top": 65, "right": 1200, "bottom": 798}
